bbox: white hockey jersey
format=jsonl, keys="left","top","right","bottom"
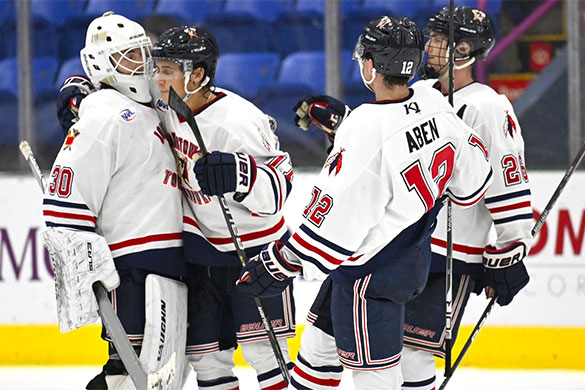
{"left": 43, "top": 89, "right": 184, "bottom": 275}
{"left": 162, "top": 89, "right": 293, "bottom": 263}
{"left": 419, "top": 81, "right": 533, "bottom": 269}
{"left": 283, "top": 85, "right": 493, "bottom": 281}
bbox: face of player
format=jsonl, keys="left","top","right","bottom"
{"left": 155, "top": 60, "right": 185, "bottom": 103}
{"left": 155, "top": 60, "right": 206, "bottom": 104}
{"left": 424, "top": 32, "right": 449, "bottom": 75}
{"left": 110, "top": 47, "right": 150, "bottom": 76}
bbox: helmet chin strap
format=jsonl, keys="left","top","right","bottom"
{"left": 183, "top": 74, "right": 210, "bottom": 102}
{"left": 438, "top": 47, "right": 476, "bottom": 83}
{"left": 359, "top": 60, "right": 377, "bottom": 92}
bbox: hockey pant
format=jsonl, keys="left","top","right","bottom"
{"left": 290, "top": 277, "right": 404, "bottom": 390}
{"left": 401, "top": 272, "right": 476, "bottom": 390}
{"left": 186, "top": 264, "right": 295, "bottom": 390}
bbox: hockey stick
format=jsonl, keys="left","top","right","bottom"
{"left": 444, "top": 0, "right": 456, "bottom": 378}
{"left": 166, "top": 87, "right": 292, "bottom": 385}
{"left": 19, "top": 140, "right": 176, "bottom": 390}
{"left": 438, "top": 140, "right": 585, "bottom": 390}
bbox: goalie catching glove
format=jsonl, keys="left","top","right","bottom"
{"left": 194, "top": 151, "right": 257, "bottom": 199}
{"left": 236, "top": 241, "right": 301, "bottom": 297}
{"left": 56, "top": 75, "right": 97, "bottom": 135}
{"left": 293, "top": 95, "right": 350, "bottom": 143}
{"left": 482, "top": 242, "right": 530, "bottom": 306}
{"left": 42, "top": 227, "right": 120, "bottom": 333}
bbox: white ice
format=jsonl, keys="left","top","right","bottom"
{"left": 1, "top": 366, "right": 585, "bottom": 389}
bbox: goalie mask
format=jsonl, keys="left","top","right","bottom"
{"left": 419, "top": 6, "right": 496, "bottom": 79}
{"left": 80, "top": 12, "right": 153, "bottom": 103}
{"left": 152, "top": 26, "right": 219, "bottom": 99}
{"left": 353, "top": 16, "right": 424, "bottom": 90}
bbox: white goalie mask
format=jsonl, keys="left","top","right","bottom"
{"left": 80, "top": 12, "right": 153, "bottom": 103}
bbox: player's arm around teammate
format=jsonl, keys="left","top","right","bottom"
{"left": 152, "top": 27, "right": 296, "bottom": 390}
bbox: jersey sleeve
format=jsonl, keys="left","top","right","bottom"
{"left": 445, "top": 120, "right": 493, "bottom": 208}
{"left": 283, "top": 112, "right": 388, "bottom": 280}
{"left": 463, "top": 99, "right": 533, "bottom": 249}
{"left": 228, "top": 115, "right": 294, "bottom": 216}
{"left": 42, "top": 109, "right": 118, "bottom": 233}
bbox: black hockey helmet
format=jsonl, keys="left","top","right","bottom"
{"left": 353, "top": 16, "right": 424, "bottom": 78}
{"left": 427, "top": 6, "right": 496, "bottom": 61}
{"left": 152, "top": 26, "right": 219, "bottom": 84}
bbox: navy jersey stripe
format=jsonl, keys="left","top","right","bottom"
{"left": 258, "top": 166, "right": 279, "bottom": 214}
{"left": 485, "top": 189, "right": 532, "bottom": 204}
{"left": 287, "top": 243, "right": 330, "bottom": 275}
{"left": 449, "top": 168, "right": 493, "bottom": 201}
{"left": 494, "top": 213, "right": 534, "bottom": 225}
{"left": 43, "top": 199, "right": 90, "bottom": 210}
{"left": 290, "top": 378, "right": 312, "bottom": 390}
{"left": 299, "top": 224, "right": 353, "bottom": 256}
{"left": 45, "top": 222, "right": 95, "bottom": 232}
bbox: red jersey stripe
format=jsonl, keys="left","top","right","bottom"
{"left": 291, "top": 233, "right": 344, "bottom": 265}
{"left": 43, "top": 210, "right": 96, "bottom": 223}
{"left": 488, "top": 201, "right": 532, "bottom": 213}
{"left": 109, "top": 233, "right": 183, "bottom": 251}
{"left": 431, "top": 237, "right": 484, "bottom": 255}
{"left": 184, "top": 217, "right": 286, "bottom": 245}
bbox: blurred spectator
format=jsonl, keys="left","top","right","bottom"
{"left": 139, "top": 14, "right": 181, "bottom": 43}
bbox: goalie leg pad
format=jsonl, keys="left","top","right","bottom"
{"left": 140, "top": 274, "right": 188, "bottom": 390}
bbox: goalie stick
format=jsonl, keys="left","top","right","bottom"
{"left": 19, "top": 140, "right": 176, "bottom": 390}
{"left": 166, "top": 86, "right": 292, "bottom": 385}
{"left": 439, "top": 140, "right": 585, "bottom": 390}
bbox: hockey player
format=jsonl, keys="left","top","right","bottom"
{"left": 44, "top": 12, "right": 184, "bottom": 389}
{"left": 236, "top": 16, "right": 493, "bottom": 390}
{"left": 401, "top": 7, "right": 532, "bottom": 389}
{"left": 152, "top": 27, "right": 296, "bottom": 390}
{"left": 290, "top": 7, "right": 532, "bottom": 390}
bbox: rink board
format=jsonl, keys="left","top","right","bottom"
{"left": 0, "top": 172, "right": 584, "bottom": 369}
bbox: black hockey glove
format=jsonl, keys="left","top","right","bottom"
{"left": 56, "top": 75, "right": 97, "bottom": 135}
{"left": 236, "top": 241, "right": 301, "bottom": 297}
{"left": 293, "top": 95, "right": 350, "bottom": 143}
{"left": 194, "top": 151, "right": 257, "bottom": 198}
{"left": 482, "top": 242, "right": 530, "bottom": 306}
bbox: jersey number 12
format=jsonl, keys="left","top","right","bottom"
{"left": 401, "top": 143, "right": 455, "bottom": 211}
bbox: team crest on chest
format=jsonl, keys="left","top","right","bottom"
{"left": 503, "top": 110, "right": 517, "bottom": 138}
{"left": 63, "top": 128, "right": 80, "bottom": 151}
{"left": 324, "top": 147, "right": 345, "bottom": 176}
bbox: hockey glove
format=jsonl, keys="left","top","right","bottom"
{"left": 293, "top": 95, "right": 350, "bottom": 143}
{"left": 194, "top": 151, "right": 257, "bottom": 198}
{"left": 482, "top": 242, "right": 530, "bottom": 306}
{"left": 56, "top": 75, "right": 97, "bottom": 135}
{"left": 236, "top": 241, "right": 301, "bottom": 297}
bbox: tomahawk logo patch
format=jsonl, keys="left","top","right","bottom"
{"left": 503, "top": 111, "right": 517, "bottom": 138}
{"left": 324, "top": 148, "right": 345, "bottom": 176}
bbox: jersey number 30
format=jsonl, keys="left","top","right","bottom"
{"left": 48, "top": 165, "right": 74, "bottom": 198}
{"left": 401, "top": 143, "right": 455, "bottom": 211}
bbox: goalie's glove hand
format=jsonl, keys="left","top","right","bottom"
{"left": 482, "top": 242, "right": 530, "bottom": 306}
{"left": 194, "top": 151, "right": 257, "bottom": 199}
{"left": 56, "top": 75, "right": 97, "bottom": 135}
{"left": 236, "top": 241, "right": 301, "bottom": 297}
{"left": 293, "top": 95, "right": 350, "bottom": 142}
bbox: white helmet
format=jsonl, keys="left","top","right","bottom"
{"left": 80, "top": 12, "right": 153, "bottom": 103}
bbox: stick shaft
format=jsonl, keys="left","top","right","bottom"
{"left": 167, "top": 87, "right": 291, "bottom": 384}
